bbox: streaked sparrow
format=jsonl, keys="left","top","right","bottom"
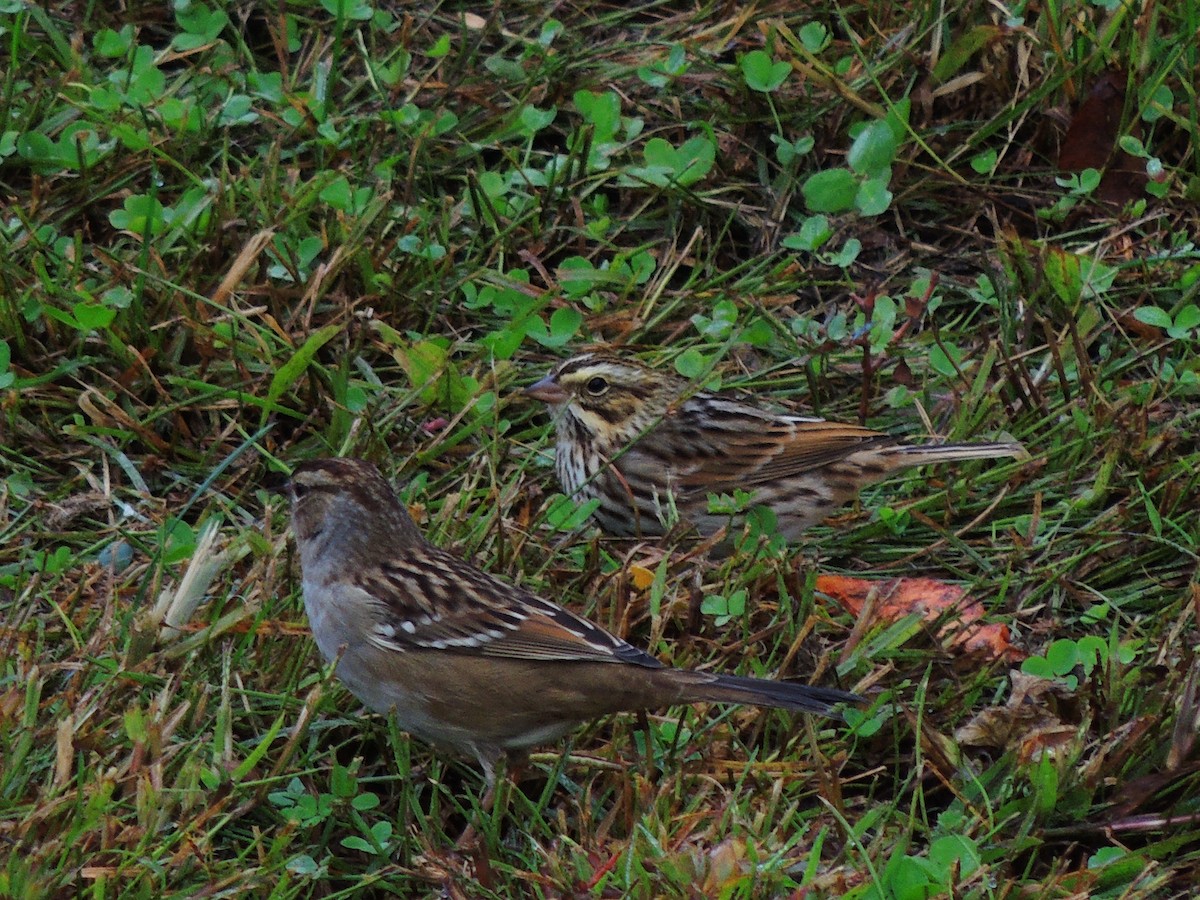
{"left": 287, "top": 457, "right": 860, "bottom": 781}
{"left": 526, "top": 353, "right": 1026, "bottom": 540}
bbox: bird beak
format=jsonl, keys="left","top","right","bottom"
{"left": 525, "top": 375, "right": 568, "bottom": 404}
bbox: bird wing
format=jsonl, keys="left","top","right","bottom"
{"left": 626, "top": 396, "right": 894, "bottom": 496}
{"left": 357, "top": 547, "right": 661, "bottom": 668}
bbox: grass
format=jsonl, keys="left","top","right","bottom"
{"left": 2, "top": 0, "right": 1199, "bottom": 896}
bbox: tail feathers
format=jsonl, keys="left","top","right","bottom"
{"left": 681, "top": 672, "right": 863, "bottom": 718}
{"left": 893, "top": 441, "right": 1028, "bottom": 467}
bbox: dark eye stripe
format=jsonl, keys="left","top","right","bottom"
{"left": 621, "top": 382, "right": 656, "bottom": 401}
{"left": 590, "top": 402, "right": 623, "bottom": 425}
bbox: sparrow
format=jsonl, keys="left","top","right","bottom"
{"left": 526, "top": 353, "right": 1026, "bottom": 540}
{"left": 287, "top": 457, "right": 861, "bottom": 781}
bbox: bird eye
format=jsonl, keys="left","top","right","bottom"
{"left": 585, "top": 376, "right": 609, "bottom": 396}
{"left": 289, "top": 480, "right": 309, "bottom": 500}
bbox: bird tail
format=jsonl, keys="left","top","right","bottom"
{"left": 892, "top": 441, "right": 1028, "bottom": 467}
{"left": 672, "top": 671, "right": 863, "bottom": 718}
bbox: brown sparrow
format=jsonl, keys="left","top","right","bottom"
{"left": 526, "top": 353, "right": 1026, "bottom": 540}
{"left": 287, "top": 458, "right": 861, "bottom": 781}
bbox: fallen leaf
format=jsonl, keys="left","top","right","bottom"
{"left": 702, "top": 838, "right": 749, "bottom": 896}
{"left": 1058, "top": 70, "right": 1126, "bottom": 172}
{"left": 1057, "top": 69, "right": 1146, "bottom": 206}
{"left": 955, "top": 672, "right": 1076, "bottom": 759}
{"left": 628, "top": 564, "right": 655, "bottom": 591}
{"left": 1016, "top": 723, "right": 1081, "bottom": 764}
{"left": 816, "top": 574, "right": 1023, "bottom": 662}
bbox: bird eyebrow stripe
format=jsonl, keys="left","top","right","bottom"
{"left": 555, "top": 356, "right": 594, "bottom": 377}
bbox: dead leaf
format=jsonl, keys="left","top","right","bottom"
{"left": 1057, "top": 69, "right": 1146, "bottom": 206}
{"left": 955, "top": 671, "right": 1074, "bottom": 755}
{"left": 701, "top": 838, "right": 748, "bottom": 896}
{"left": 816, "top": 574, "right": 1023, "bottom": 662}
{"left": 628, "top": 564, "right": 655, "bottom": 591}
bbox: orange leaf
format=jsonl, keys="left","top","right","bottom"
{"left": 628, "top": 564, "right": 655, "bottom": 591}
{"left": 815, "top": 574, "right": 1023, "bottom": 662}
